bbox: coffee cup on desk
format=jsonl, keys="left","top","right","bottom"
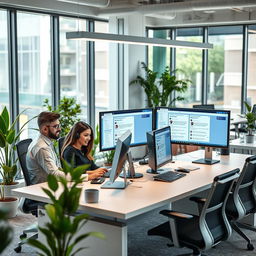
{"left": 84, "top": 189, "right": 99, "bottom": 203}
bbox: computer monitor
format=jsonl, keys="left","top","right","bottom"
{"left": 99, "top": 108, "right": 153, "bottom": 151}
{"left": 146, "top": 126, "right": 172, "bottom": 174}
{"left": 155, "top": 107, "right": 230, "bottom": 165}
{"left": 101, "top": 130, "right": 132, "bottom": 189}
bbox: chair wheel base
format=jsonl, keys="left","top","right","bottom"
{"left": 247, "top": 243, "right": 254, "bottom": 251}
{"left": 20, "top": 233, "right": 27, "bottom": 239}
{"left": 14, "top": 246, "right": 22, "bottom": 253}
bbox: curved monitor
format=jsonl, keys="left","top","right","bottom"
{"left": 155, "top": 107, "right": 230, "bottom": 148}
{"left": 99, "top": 108, "right": 153, "bottom": 151}
{"left": 101, "top": 130, "right": 132, "bottom": 189}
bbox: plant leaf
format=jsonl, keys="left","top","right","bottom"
{"left": 47, "top": 175, "right": 58, "bottom": 192}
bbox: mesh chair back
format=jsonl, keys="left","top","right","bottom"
{"left": 16, "top": 139, "right": 32, "bottom": 186}
{"left": 193, "top": 104, "right": 215, "bottom": 110}
{"left": 233, "top": 156, "right": 256, "bottom": 217}
{"left": 200, "top": 168, "right": 239, "bottom": 247}
{"left": 58, "top": 136, "right": 65, "bottom": 156}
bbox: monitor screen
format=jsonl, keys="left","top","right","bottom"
{"left": 99, "top": 108, "right": 153, "bottom": 151}
{"left": 147, "top": 126, "right": 172, "bottom": 173}
{"left": 101, "top": 130, "right": 132, "bottom": 189}
{"left": 156, "top": 107, "right": 230, "bottom": 148}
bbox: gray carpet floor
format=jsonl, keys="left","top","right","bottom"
{"left": 5, "top": 208, "right": 256, "bottom": 256}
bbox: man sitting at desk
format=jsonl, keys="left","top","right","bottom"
{"left": 27, "top": 111, "right": 69, "bottom": 184}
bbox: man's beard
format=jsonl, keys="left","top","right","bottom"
{"left": 48, "top": 130, "right": 59, "bottom": 140}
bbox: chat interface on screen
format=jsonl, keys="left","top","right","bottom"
{"left": 156, "top": 108, "right": 229, "bottom": 147}
{"left": 155, "top": 128, "right": 171, "bottom": 166}
{"left": 101, "top": 110, "right": 153, "bottom": 150}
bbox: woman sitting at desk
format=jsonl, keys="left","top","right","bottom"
{"left": 61, "top": 121, "right": 107, "bottom": 180}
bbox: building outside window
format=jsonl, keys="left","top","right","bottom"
{"left": 60, "top": 17, "right": 88, "bottom": 121}
{"left": 17, "top": 12, "right": 52, "bottom": 139}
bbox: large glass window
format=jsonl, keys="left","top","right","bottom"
{"left": 208, "top": 26, "right": 243, "bottom": 113}
{"left": 95, "top": 21, "right": 109, "bottom": 125}
{"left": 247, "top": 25, "right": 256, "bottom": 106}
{"left": 60, "top": 17, "right": 87, "bottom": 120}
{"left": 17, "top": 12, "right": 52, "bottom": 139}
{"left": 176, "top": 28, "right": 203, "bottom": 108}
{"left": 0, "top": 10, "right": 9, "bottom": 112}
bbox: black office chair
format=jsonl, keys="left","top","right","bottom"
{"left": 193, "top": 104, "right": 215, "bottom": 110}
{"left": 148, "top": 168, "right": 240, "bottom": 256}
{"left": 14, "top": 139, "right": 39, "bottom": 253}
{"left": 58, "top": 136, "right": 65, "bottom": 156}
{"left": 226, "top": 155, "right": 256, "bottom": 251}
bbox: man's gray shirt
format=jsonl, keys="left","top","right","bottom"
{"left": 26, "top": 134, "right": 62, "bottom": 185}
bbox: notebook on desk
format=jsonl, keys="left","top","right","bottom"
{"left": 153, "top": 171, "right": 186, "bottom": 182}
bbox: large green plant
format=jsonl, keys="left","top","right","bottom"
{"left": 0, "top": 107, "right": 34, "bottom": 195}
{"left": 130, "top": 62, "right": 190, "bottom": 107}
{"left": 104, "top": 150, "right": 115, "bottom": 165}
{"left": 92, "top": 124, "right": 99, "bottom": 158}
{"left": 27, "top": 160, "right": 104, "bottom": 256}
{"left": 0, "top": 210, "right": 13, "bottom": 254}
{"left": 43, "top": 97, "right": 81, "bottom": 137}
{"left": 244, "top": 102, "right": 256, "bottom": 136}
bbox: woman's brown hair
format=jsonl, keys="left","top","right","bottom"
{"left": 61, "top": 121, "right": 94, "bottom": 160}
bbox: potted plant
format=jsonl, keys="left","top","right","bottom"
{"left": 130, "top": 62, "right": 190, "bottom": 107}
{"left": 0, "top": 107, "right": 34, "bottom": 217}
{"left": 27, "top": 160, "right": 104, "bottom": 255}
{"left": 43, "top": 97, "right": 82, "bottom": 137}
{"left": 103, "top": 150, "right": 115, "bottom": 167}
{"left": 244, "top": 102, "right": 256, "bottom": 143}
{"left": 0, "top": 210, "right": 13, "bottom": 254}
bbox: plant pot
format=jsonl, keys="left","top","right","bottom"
{"left": 0, "top": 197, "right": 19, "bottom": 218}
{"left": 2, "top": 182, "right": 20, "bottom": 197}
{"left": 246, "top": 134, "right": 254, "bottom": 144}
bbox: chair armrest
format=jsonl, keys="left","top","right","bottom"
{"left": 160, "top": 210, "right": 194, "bottom": 220}
{"left": 189, "top": 196, "right": 206, "bottom": 204}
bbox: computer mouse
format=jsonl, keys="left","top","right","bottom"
{"left": 175, "top": 168, "right": 190, "bottom": 173}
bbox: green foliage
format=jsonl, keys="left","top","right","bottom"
{"left": 27, "top": 160, "right": 104, "bottom": 256}
{"left": 0, "top": 210, "right": 13, "bottom": 254}
{"left": 130, "top": 62, "right": 190, "bottom": 107}
{"left": 0, "top": 107, "right": 35, "bottom": 196}
{"left": 43, "top": 97, "right": 82, "bottom": 137}
{"left": 92, "top": 124, "right": 99, "bottom": 158}
{"left": 104, "top": 150, "right": 115, "bottom": 165}
{"left": 244, "top": 101, "right": 256, "bottom": 135}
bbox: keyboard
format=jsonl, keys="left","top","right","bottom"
{"left": 103, "top": 171, "right": 111, "bottom": 178}
{"left": 153, "top": 171, "right": 186, "bottom": 182}
{"left": 90, "top": 177, "right": 106, "bottom": 184}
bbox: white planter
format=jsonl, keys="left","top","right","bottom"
{"left": 0, "top": 197, "right": 19, "bottom": 218}
{"left": 3, "top": 182, "right": 21, "bottom": 197}
{"left": 246, "top": 134, "right": 254, "bottom": 144}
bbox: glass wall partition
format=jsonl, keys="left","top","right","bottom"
{"left": 247, "top": 25, "right": 256, "bottom": 106}
{"left": 0, "top": 10, "right": 9, "bottom": 112}
{"left": 176, "top": 28, "right": 203, "bottom": 108}
{"left": 95, "top": 21, "right": 109, "bottom": 125}
{"left": 208, "top": 26, "right": 243, "bottom": 113}
{"left": 17, "top": 12, "right": 52, "bottom": 139}
{"left": 60, "top": 17, "right": 88, "bottom": 121}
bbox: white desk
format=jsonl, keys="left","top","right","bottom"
{"left": 13, "top": 150, "right": 250, "bottom": 256}
{"left": 230, "top": 138, "right": 256, "bottom": 154}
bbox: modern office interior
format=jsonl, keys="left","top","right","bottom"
{"left": 1, "top": 0, "right": 256, "bottom": 256}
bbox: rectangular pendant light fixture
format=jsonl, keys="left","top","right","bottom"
{"left": 66, "top": 31, "right": 213, "bottom": 49}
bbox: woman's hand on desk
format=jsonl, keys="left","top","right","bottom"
{"left": 87, "top": 168, "right": 108, "bottom": 180}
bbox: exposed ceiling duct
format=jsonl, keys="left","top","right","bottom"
{"left": 57, "top": 0, "right": 110, "bottom": 7}
{"left": 98, "top": 0, "right": 256, "bottom": 16}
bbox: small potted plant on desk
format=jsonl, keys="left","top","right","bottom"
{"left": 104, "top": 150, "right": 115, "bottom": 167}
{"left": 244, "top": 102, "right": 256, "bottom": 143}
{"left": 0, "top": 107, "right": 33, "bottom": 217}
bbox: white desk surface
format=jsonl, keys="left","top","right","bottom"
{"left": 13, "top": 150, "right": 250, "bottom": 221}
{"left": 230, "top": 138, "right": 256, "bottom": 150}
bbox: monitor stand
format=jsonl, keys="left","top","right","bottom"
{"left": 101, "top": 168, "right": 129, "bottom": 189}
{"left": 192, "top": 147, "right": 220, "bottom": 165}
{"left": 146, "top": 168, "right": 170, "bottom": 174}
{"left": 119, "top": 152, "right": 143, "bottom": 179}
